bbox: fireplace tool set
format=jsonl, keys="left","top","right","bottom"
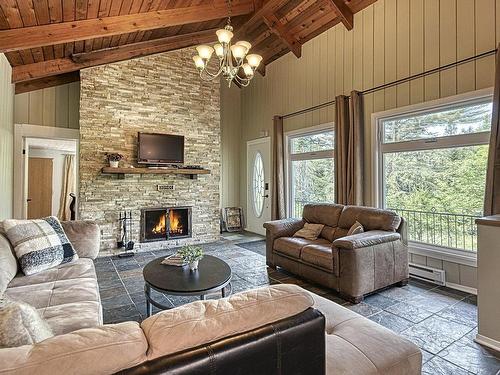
{"left": 118, "top": 211, "right": 135, "bottom": 258}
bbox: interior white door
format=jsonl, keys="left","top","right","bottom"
{"left": 246, "top": 137, "right": 271, "bottom": 235}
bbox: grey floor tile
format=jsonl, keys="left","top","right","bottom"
{"left": 422, "top": 356, "right": 472, "bottom": 375}
{"left": 346, "top": 302, "right": 382, "bottom": 317}
{"left": 438, "top": 335, "right": 500, "bottom": 374}
{"left": 101, "top": 293, "right": 133, "bottom": 309}
{"left": 422, "top": 349, "right": 435, "bottom": 364}
{"left": 401, "top": 315, "right": 472, "bottom": 354}
{"left": 368, "top": 311, "right": 414, "bottom": 333}
{"left": 407, "top": 289, "right": 464, "bottom": 313}
{"left": 103, "top": 304, "right": 142, "bottom": 324}
{"left": 378, "top": 285, "right": 416, "bottom": 301}
{"left": 364, "top": 293, "right": 399, "bottom": 309}
{"left": 386, "top": 301, "right": 434, "bottom": 324}
{"left": 436, "top": 300, "right": 478, "bottom": 328}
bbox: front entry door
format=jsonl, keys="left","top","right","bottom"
{"left": 27, "top": 157, "right": 53, "bottom": 219}
{"left": 246, "top": 137, "right": 271, "bottom": 235}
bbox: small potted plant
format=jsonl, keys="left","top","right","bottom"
{"left": 178, "top": 245, "right": 204, "bottom": 271}
{"left": 105, "top": 153, "right": 123, "bottom": 168}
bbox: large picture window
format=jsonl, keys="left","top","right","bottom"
{"left": 376, "top": 95, "right": 492, "bottom": 253}
{"left": 286, "top": 127, "right": 335, "bottom": 218}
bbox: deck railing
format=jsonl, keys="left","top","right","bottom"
{"left": 293, "top": 200, "right": 480, "bottom": 252}
{"left": 389, "top": 208, "right": 480, "bottom": 252}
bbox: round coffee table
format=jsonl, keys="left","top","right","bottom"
{"left": 143, "top": 255, "right": 232, "bottom": 317}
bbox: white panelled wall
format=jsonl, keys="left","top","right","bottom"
{"left": 223, "top": 0, "right": 500, "bottom": 290}
{"left": 0, "top": 54, "right": 14, "bottom": 220}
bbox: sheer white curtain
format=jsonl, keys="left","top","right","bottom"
{"left": 58, "top": 155, "right": 76, "bottom": 221}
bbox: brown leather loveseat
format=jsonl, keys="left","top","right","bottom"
{"left": 264, "top": 204, "right": 409, "bottom": 303}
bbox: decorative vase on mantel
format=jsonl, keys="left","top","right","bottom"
{"left": 106, "top": 153, "right": 123, "bottom": 169}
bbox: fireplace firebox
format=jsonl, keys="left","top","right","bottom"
{"left": 141, "top": 207, "right": 192, "bottom": 242}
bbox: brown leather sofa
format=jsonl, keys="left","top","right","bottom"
{"left": 264, "top": 204, "right": 409, "bottom": 303}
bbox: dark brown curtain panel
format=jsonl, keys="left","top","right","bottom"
{"left": 335, "top": 95, "right": 350, "bottom": 205}
{"left": 272, "top": 115, "right": 286, "bottom": 220}
{"left": 484, "top": 45, "right": 500, "bottom": 216}
{"left": 347, "top": 91, "right": 364, "bottom": 205}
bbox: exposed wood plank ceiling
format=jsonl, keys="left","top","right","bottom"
{"left": 0, "top": 0, "right": 377, "bottom": 92}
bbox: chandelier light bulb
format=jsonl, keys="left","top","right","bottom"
{"left": 236, "top": 40, "right": 252, "bottom": 52}
{"left": 196, "top": 45, "right": 214, "bottom": 60}
{"left": 193, "top": 55, "right": 205, "bottom": 69}
{"left": 246, "top": 54, "right": 263, "bottom": 68}
{"left": 242, "top": 63, "right": 254, "bottom": 77}
{"left": 216, "top": 28, "right": 234, "bottom": 44}
{"left": 214, "top": 43, "right": 224, "bottom": 57}
{"left": 230, "top": 44, "right": 247, "bottom": 59}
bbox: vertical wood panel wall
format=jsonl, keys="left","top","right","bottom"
{"left": 239, "top": 0, "right": 499, "bottom": 208}
{"left": 0, "top": 54, "right": 14, "bottom": 219}
{"left": 231, "top": 0, "right": 500, "bottom": 288}
{"left": 14, "top": 82, "right": 80, "bottom": 128}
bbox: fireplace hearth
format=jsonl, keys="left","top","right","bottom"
{"left": 141, "top": 207, "right": 192, "bottom": 242}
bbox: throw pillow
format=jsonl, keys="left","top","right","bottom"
{"left": 293, "top": 223, "right": 325, "bottom": 240}
{"left": 0, "top": 296, "right": 53, "bottom": 347}
{"left": 3, "top": 216, "right": 78, "bottom": 276}
{"left": 347, "top": 221, "right": 364, "bottom": 236}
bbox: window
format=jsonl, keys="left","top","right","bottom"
{"left": 376, "top": 95, "right": 492, "bottom": 253}
{"left": 252, "top": 152, "right": 265, "bottom": 217}
{"left": 286, "top": 127, "right": 335, "bottom": 218}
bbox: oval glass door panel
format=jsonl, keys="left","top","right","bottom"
{"left": 252, "top": 152, "right": 265, "bottom": 217}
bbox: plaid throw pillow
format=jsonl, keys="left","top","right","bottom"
{"left": 3, "top": 216, "right": 78, "bottom": 275}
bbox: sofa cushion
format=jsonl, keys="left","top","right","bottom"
{"left": 61, "top": 221, "right": 100, "bottom": 259}
{"left": 338, "top": 206, "right": 401, "bottom": 232}
{"left": 301, "top": 244, "right": 335, "bottom": 273}
{"left": 5, "top": 258, "right": 102, "bottom": 335}
{"left": 303, "top": 204, "right": 344, "bottom": 228}
{"left": 311, "top": 293, "right": 422, "bottom": 375}
{"left": 0, "top": 322, "right": 147, "bottom": 375}
{"left": 293, "top": 223, "right": 324, "bottom": 240}
{"left": 3, "top": 217, "right": 78, "bottom": 276}
{"left": 274, "top": 237, "right": 330, "bottom": 259}
{"left": 0, "top": 297, "right": 53, "bottom": 347}
{"left": 141, "top": 284, "right": 314, "bottom": 361}
{"left": 0, "top": 232, "right": 17, "bottom": 295}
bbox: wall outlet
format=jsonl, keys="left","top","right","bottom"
{"left": 158, "top": 184, "right": 174, "bottom": 191}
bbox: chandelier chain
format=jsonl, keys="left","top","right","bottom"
{"left": 226, "top": 0, "right": 232, "bottom": 24}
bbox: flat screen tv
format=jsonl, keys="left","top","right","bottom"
{"left": 137, "top": 132, "right": 184, "bottom": 165}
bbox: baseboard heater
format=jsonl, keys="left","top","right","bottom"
{"left": 409, "top": 263, "right": 446, "bottom": 286}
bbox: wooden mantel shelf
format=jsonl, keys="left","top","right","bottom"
{"left": 101, "top": 167, "right": 210, "bottom": 179}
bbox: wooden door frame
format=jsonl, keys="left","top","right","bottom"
{"left": 14, "top": 124, "right": 79, "bottom": 219}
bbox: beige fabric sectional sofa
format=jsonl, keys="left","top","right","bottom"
{"left": 0, "top": 220, "right": 422, "bottom": 374}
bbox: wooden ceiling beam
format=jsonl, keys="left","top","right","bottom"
{"left": 262, "top": 13, "right": 301, "bottom": 58}
{"left": 328, "top": 0, "right": 353, "bottom": 30}
{"left": 0, "top": 0, "right": 254, "bottom": 53}
{"left": 12, "top": 29, "right": 217, "bottom": 82}
{"left": 15, "top": 71, "right": 80, "bottom": 94}
{"left": 234, "top": 0, "right": 290, "bottom": 39}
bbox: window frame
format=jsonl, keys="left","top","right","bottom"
{"left": 285, "top": 123, "right": 335, "bottom": 218}
{"left": 371, "top": 88, "right": 493, "bottom": 264}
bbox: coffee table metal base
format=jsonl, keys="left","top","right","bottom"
{"left": 144, "top": 282, "right": 232, "bottom": 317}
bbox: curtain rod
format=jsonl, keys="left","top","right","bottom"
{"left": 281, "top": 48, "right": 498, "bottom": 120}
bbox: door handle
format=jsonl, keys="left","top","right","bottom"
{"left": 263, "top": 194, "right": 269, "bottom": 198}
{"left": 27, "top": 198, "right": 32, "bottom": 202}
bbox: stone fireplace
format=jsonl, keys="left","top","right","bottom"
{"left": 141, "top": 207, "right": 192, "bottom": 242}
{"left": 78, "top": 49, "right": 220, "bottom": 252}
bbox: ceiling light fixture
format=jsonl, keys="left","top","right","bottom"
{"left": 193, "top": 0, "right": 263, "bottom": 88}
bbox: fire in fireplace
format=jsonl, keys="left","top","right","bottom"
{"left": 141, "top": 207, "right": 192, "bottom": 242}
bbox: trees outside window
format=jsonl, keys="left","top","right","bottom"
{"left": 378, "top": 100, "right": 492, "bottom": 252}
{"left": 287, "top": 128, "right": 335, "bottom": 218}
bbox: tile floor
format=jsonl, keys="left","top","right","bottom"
{"left": 95, "top": 232, "right": 500, "bottom": 375}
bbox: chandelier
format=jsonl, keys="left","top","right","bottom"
{"left": 192, "top": 1, "right": 263, "bottom": 88}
